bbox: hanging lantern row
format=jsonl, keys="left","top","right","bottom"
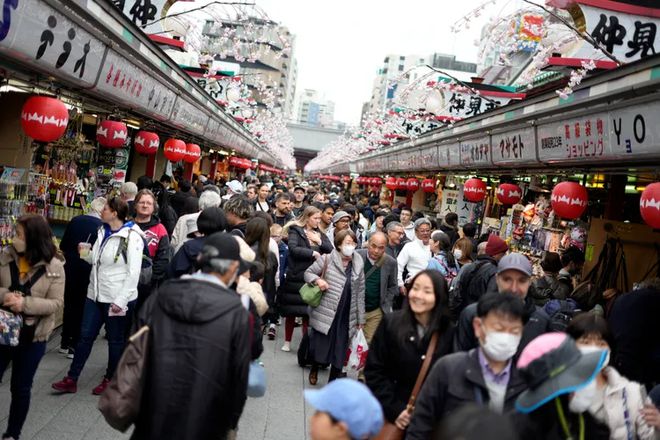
{"left": 260, "top": 164, "right": 283, "bottom": 174}
{"left": 21, "top": 96, "right": 69, "bottom": 142}
{"left": 356, "top": 177, "right": 382, "bottom": 186}
{"left": 229, "top": 156, "right": 253, "bottom": 169}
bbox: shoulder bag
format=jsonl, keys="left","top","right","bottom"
{"left": 299, "top": 255, "right": 329, "bottom": 308}
{"left": 374, "top": 332, "right": 440, "bottom": 440}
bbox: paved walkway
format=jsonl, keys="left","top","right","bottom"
{"left": 0, "top": 324, "right": 328, "bottom": 439}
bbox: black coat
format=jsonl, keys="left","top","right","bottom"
{"left": 159, "top": 205, "right": 178, "bottom": 238}
{"left": 131, "top": 278, "right": 251, "bottom": 440}
{"left": 170, "top": 190, "right": 195, "bottom": 217}
{"left": 364, "top": 311, "right": 454, "bottom": 423}
{"left": 454, "top": 296, "right": 551, "bottom": 354}
{"left": 277, "top": 225, "right": 332, "bottom": 317}
{"left": 406, "top": 348, "right": 528, "bottom": 440}
{"left": 59, "top": 214, "right": 102, "bottom": 283}
{"left": 167, "top": 236, "right": 205, "bottom": 279}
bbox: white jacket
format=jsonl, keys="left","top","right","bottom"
{"left": 85, "top": 223, "right": 144, "bottom": 309}
{"left": 590, "top": 367, "right": 658, "bottom": 440}
{"left": 397, "top": 238, "right": 431, "bottom": 287}
{"left": 171, "top": 212, "right": 200, "bottom": 253}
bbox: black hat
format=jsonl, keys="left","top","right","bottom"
{"left": 198, "top": 232, "right": 244, "bottom": 272}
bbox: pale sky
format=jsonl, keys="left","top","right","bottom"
{"left": 254, "top": 0, "right": 514, "bottom": 125}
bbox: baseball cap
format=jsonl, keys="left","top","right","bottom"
{"left": 300, "top": 181, "right": 309, "bottom": 188}
{"left": 199, "top": 232, "right": 244, "bottom": 271}
{"left": 497, "top": 253, "right": 533, "bottom": 277}
{"left": 332, "top": 211, "right": 351, "bottom": 224}
{"left": 515, "top": 333, "right": 607, "bottom": 414}
{"left": 226, "top": 180, "right": 244, "bottom": 194}
{"left": 294, "top": 186, "right": 305, "bottom": 192}
{"left": 304, "top": 379, "right": 384, "bottom": 438}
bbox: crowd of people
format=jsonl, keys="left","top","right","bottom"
{"left": 0, "top": 171, "right": 659, "bottom": 440}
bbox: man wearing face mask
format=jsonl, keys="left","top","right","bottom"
{"left": 130, "top": 232, "right": 252, "bottom": 440}
{"left": 512, "top": 332, "right": 611, "bottom": 440}
{"left": 406, "top": 293, "right": 528, "bottom": 440}
{"left": 454, "top": 253, "right": 551, "bottom": 354}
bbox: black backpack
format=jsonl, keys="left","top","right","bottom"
{"left": 544, "top": 299, "right": 579, "bottom": 332}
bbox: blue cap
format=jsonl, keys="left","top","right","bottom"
{"left": 304, "top": 379, "right": 384, "bottom": 438}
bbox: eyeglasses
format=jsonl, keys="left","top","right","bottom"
{"left": 417, "top": 229, "right": 431, "bottom": 234}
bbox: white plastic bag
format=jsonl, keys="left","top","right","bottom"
{"left": 346, "top": 329, "right": 369, "bottom": 371}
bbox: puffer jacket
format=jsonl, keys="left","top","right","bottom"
{"left": 85, "top": 222, "right": 144, "bottom": 309}
{"left": 304, "top": 250, "right": 365, "bottom": 341}
{"left": 590, "top": 367, "right": 658, "bottom": 440}
{"left": 0, "top": 248, "right": 65, "bottom": 342}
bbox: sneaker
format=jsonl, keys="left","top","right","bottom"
{"left": 267, "top": 324, "right": 276, "bottom": 340}
{"left": 92, "top": 377, "right": 111, "bottom": 395}
{"left": 294, "top": 317, "right": 302, "bottom": 327}
{"left": 281, "top": 342, "right": 291, "bottom": 352}
{"left": 58, "top": 346, "right": 69, "bottom": 355}
{"left": 66, "top": 348, "right": 75, "bottom": 359}
{"left": 52, "top": 376, "right": 77, "bottom": 394}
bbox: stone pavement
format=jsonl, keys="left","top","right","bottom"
{"left": 0, "top": 324, "right": 330, "bottom": 439}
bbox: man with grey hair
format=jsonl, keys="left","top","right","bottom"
{"left": 120, "top": 181, "right": 138, "bottom": 216}
{"left": 58, "top": 197, "right": 106, "bottom": 357}
{"left": 171, "top": 190, "right": 222, "bottom": 252}
{"left": 385, "top": 221, "right": 406, "bottom": 259}
{"left": 397, "top": 217, "right": 432, "bottom": 290}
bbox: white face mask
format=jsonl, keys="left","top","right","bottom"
{"left": 453, "top": 249, "right": 463, "bottom": 260}
{"left": 579, "top": 345, "right": 609, "bottom": 369}
{"left": 480, "top": 326, "right": 521, "bottom": 362}
{"left": 341, "top": 245, "right": 355, "bottom": 257}
{"left": 569, "top": 378, "right": 599, "bottom": 413}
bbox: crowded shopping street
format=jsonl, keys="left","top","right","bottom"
{"left": 1, "top": 0, "right": 660, "bottom": 439}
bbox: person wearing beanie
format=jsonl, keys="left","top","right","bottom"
{"left": 325, "top": 210, "right": 351, "bottom": 249}
{"left": 450, "top": 234, "right": 510, "bottom": 318}
{"left": 453, "top": 253, "right": 551, "bottom": 355}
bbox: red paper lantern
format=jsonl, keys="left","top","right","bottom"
{"left": 639, "top": 182, "right": 660, "bottom": 229}
{"left": 163, "top": 138, "right": 187, "bottom": 162}
{"left": 134, "top": 131, "right": 159, "bottom": 155}
{"left": 421, "top": 179, "right": 436, "bottom": 193}
{"left": 407, "top": 178, "right": 420, "bottom": 192}
{"left": 370, "top": 177, "right": 382, "bottom": 187}
{"left": 385, "top": 177, "right": 397, "bottom": 190}
{"left": 396, "top": 177, "right": 407, "bottom": 190}
{"left": 463, "top": 178, "right": 487, "bottom": 202}
{"left": 184, "top": 143, "right": 201, "bottom": 163}
{"left": 551, "top": 181, "right": 588, "bottom": 219}
{"left": 97, "top": 120, "right": 128, "bottom": 148}
{"left": 21, "top": 96, "right": 69, "bottom": 142}
{"left": 342, "top": 176, "right": 351, "bottom": 183}
{"left": 496, "top": 183, "right": 523, "bottom": 205}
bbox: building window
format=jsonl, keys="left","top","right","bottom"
{"left": 382, "top": 67, "right": 388, "bottom": 74}
{"left": 400, "top": 55, "right": 405, "bottom": 61}
{"left": 384, "top": 56, "right": 389, "bottom": 63}
{"left": 398, "top": 64, "right": 404, "bottom": 72}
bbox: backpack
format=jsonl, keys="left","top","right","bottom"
{"left": 115, "top": 230, "right": 153, "bottom": 286}
{"left": 458, "top": 260, "right": 491, "bottom": 307}
{"left": 431, "top": 253, "right": 458, "bottom": 285}
{"left": 544, "top": 299, "right": 579, "bottom": 332}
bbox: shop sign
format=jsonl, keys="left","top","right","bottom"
{"left": 113, "top": 145, "right": 130, "bottom": 183}
{"left": 111, "top": 0, "right": 170, "bottom": 34}
{"left": 609, "top": 100, "right": 660, "bottom": 158}
{"left": 170, "top": 97, "right": 209, "bottom": 136}
{"left": 0, "top": 0, "right": 105, "bottom": 88}
{"left": 491, "top": 126, "right": 538, "bottom": 166}
{"left": 205, "top": 118, "right": 223, "bottom": 144}
{"left": 400, "top": 117, "right": 443, "bottom": 137}
{"left": 537, "top": 111, "right": 609, "bottom": 163}
{"left": 574, "top": 4, "right": 660, "bottom": 64}
{"left": 442, "top": 90, "right": 511, "bottom": 120}
{"left": 193, "top": 76, "right": 235, "bottom": 105}
{"left": 460, "top": 136, "right": 492, "bottom": 167}
{"left": 418, "top": 145, "right": 439, "bottom": 170}
{"left": 94, "top": 49, "right": 176, "bottom": 121}
{"left": 439, "top": 189, "right": 460, "bottom": 217}
{"left": 437, "top": 142, "right": 460, "bottom": 168}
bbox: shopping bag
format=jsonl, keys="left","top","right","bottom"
{"left": 346, "top": 329, "right": 369, "bottom": 371}
{"left": 247, "top": 361, "right": 266, "bottom": 398}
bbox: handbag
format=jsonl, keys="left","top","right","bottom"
{"left": 374, "top": 332, "right": 440, "bottom": 440}
{"left": 98, "top": 325, "right": 150, "bottom": 432}
{"left": 299, "top": 255, "right": 329, "bottom": 307}
{"left": 0, "top": 262, "right": 47, "bottom": 347}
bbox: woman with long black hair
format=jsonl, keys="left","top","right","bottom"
{"left": 244, "top": 216, "right": 278, "bottom": 318}
{"left": 364, "top": 269, "right": 454, "bottom": 433}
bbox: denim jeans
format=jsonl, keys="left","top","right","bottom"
{"left": 0, "top": 341, "right": 47, "bottom": 439}
{"left": 68, "top": 298, "right": 135, "bottom": 381}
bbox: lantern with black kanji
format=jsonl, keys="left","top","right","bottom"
{"left": 463, "top": 178, "right": 487, "bottom": 202}
{"left": 551, "top": 181, "right": 588, "bottom": 219}
{"left": 134, "top": 131, "right": 159, "bottom": 155}
{"left": 21, "top": 96, "right": 69, "bottom": 142}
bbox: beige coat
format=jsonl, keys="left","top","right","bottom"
{"left": 0, "top": 247, "right": 65, "bottom": 342}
